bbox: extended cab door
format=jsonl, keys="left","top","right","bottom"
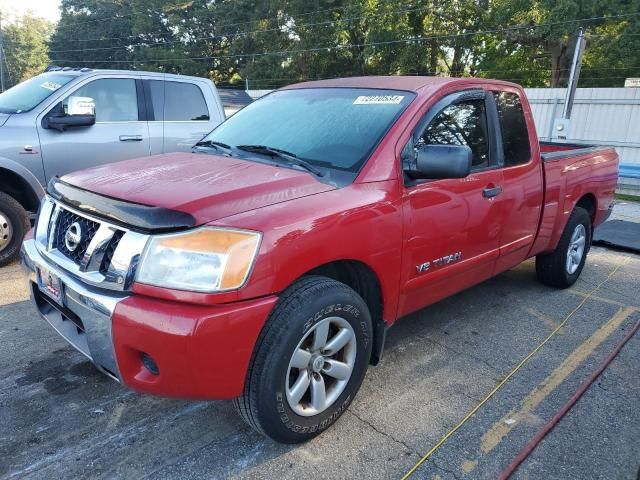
{"left": 143, "top": 79, "right": 219, "bottom": 153}
{"left": 37, "top": 77, "right": 150, "bottom": 180}
{"left": 488, "top": 88, "right": 544, "bottom": 273}
{"left": 398, "top": 90, "right": 504, "bottom": 317}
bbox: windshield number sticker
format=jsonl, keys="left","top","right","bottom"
{"left": 353, "top": 95, "right": 404, "bottom": 105}
{"left": 40, "top": 81, "right": 62, "bottom": 91}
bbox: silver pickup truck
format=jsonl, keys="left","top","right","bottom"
{"left": 0, "top": 68, "right": 225, "bottom": 266}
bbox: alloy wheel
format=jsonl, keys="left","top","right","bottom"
{"left": 566, "top": 223, "right": 586, "bottom": 274}
{"left": 285, "top": 316, "right": 357, "bottom": 416}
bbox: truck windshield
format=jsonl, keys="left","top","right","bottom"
{"left": 0, "top": 73, "right": 75, "bottom": 114}
{"left": 202, "top": 88, "right": 415, "bottom": 173}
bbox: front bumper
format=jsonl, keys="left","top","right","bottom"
{"left": 21, "top": 238, "right": 125, "bottom": 381}
{"left": 21, "top": 238, "right": 278, "bottom": 399}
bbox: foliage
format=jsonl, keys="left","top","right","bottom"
{"left": 1, "top": 11, "right": 53, "bottom": 90}
{"left": 38, "top": 0, "right": 640, "bottom": 88}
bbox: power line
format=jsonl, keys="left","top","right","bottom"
{"left": 53, "top": 2, "right": 400, "bottom": 35}
{"left": 48, "top": 5, "right": 434, "bottom": 54}
{"left": 35, "top": 25, "right": 640, "bottom": 50}
{"left": 241, "top": 65, "right": 640, "bottom": 81}
{"left": 49, "top": 12, "right": 640, "bottom": 65}
{"left": 48, "top": 10, "right": 640, "bottom": 53}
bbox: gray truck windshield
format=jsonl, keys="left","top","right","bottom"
{"left": 202, "top": 88, "right": 415, "bottom": 173}
{"left": 0, "top": 73, "right": 75, "bottom": 114}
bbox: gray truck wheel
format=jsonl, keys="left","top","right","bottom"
{"left": 233, "top": 276, "right": 372, "bottom": 443}
{"left": 0, "top": 192, "right": 30, "bottom": 267}
{"left": 536, "top": 206, "right": 592, "bottom": 289}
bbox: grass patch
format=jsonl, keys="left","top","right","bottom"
{"left": 615, "top": 193, "right": 640, "bottom": 202}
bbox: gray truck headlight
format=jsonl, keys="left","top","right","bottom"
{"left": 136, "top": 227, "right": 261, "bottom": 292}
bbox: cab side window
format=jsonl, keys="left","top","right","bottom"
{"left": 418, "top": 99, "right": 490, "bottom": 169}
{"left": 64, "top": 79, "right": 138, "bottom": 122}
{"left": 147, "top": 80, "right": 209, "bottom": 121}
{"left": 493, "top": 91, "right": 531, "bottom": 166}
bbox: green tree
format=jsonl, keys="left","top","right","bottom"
{"left": 47, "top": 0, "right": 640, "bottom": 88}
{"left": 476, "top": 0, "right": 640, "bottom": 87}
{"left": 1, "top": 11, "right": 53, "bottom": 89}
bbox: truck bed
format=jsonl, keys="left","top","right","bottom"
{"left": 539, "top": 141, "right": 613, "bottom": 161}
{"left": 531, "top": 141, "right": 619, "bottom": 257}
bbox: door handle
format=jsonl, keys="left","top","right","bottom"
{"left": 119, "top": 135, "right": 143, "bottom": 142}
{"left": 483, "top": 185, "right": 503, "bottom": 198}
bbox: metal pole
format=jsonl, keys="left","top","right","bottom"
{"left": 0, "top": 11, "right": 5, "bottom": 93}
{"left": 562, "top": 28, "right": 586, "bottom": 119}
{"left": 547, "top": 97, "right": 560, "bottom": 139}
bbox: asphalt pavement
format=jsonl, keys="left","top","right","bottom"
{"left": 1, "top": 212, "right": 639, "bottom": 479}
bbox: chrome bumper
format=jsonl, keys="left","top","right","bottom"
{"left": 21, "top": 238, "right": 129, "bottom": 382}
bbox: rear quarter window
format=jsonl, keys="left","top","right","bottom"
{"left": 493, "top": 91, "right": 531, "bottom": 166}
{"left": 148, "top": 80, "right": 210, "bottom": 121}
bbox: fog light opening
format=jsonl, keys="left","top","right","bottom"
{"left": 141, "top": 352, "right": 159, "bottom": 376}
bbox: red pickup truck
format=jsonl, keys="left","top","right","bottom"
{"left": 21, "top": 76, "right": 618, "bottom": 443}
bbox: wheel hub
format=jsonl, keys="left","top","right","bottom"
{"left": 311, "top": 355, "right": 325, "bottom": 373}
{"left": 0, "top": 211, "right": 13, "bottom": 252}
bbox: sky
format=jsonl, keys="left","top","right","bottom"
{"left": 0, "top": 0, "right": 61, "bottom": 23}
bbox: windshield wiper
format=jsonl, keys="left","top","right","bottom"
{"left": 193, "top": 140, "right": 234, "bottom": 155}
{"left": 236, "top": 145, "right": 325, "bottom": 177}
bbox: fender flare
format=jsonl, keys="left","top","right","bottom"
{"left": 0, "top": 156, "right": 45, "bottom": 202}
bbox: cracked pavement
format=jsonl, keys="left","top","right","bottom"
{"left": 1, "top": 245, "right": 639, "bottom": 479}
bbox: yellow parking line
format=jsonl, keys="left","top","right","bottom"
{"left": 400, "top": 260, "right": 627, "bottom": 480}
{"left": 525, "top": 308, "right": 561, "bottom": 330}
{"left": 480, "top": 305, "right": 636, "bottom": 453}
{"left": 567, "top": 289, "right": 632, "bottom": 308}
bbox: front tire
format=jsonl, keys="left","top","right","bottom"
{"left": 234, "top": 276, "right": 372, "bottom": 443}
{"left": 536, "top": 206, "right": 592, "bottom": 289}
{"left": 0, "top": 192, "right": 30, "bottom": 267}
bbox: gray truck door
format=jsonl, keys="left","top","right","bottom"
{"left": 37, "top": 77, "right": 150, "bottom": 180}
{"left": 145, "top": 80, "right": 214, "bottom": 152}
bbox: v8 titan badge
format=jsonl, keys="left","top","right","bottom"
{"left": 416, "top": 251, "right": 462, "bottom": 274}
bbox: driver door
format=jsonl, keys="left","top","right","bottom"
{"left": 37, "top": 77, "right": 150, "bottom": 180}
{"left": 398, "top": 90, "right": 504, "bottom": 316}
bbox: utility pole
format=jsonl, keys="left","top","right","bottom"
{"left": 0, "top": 10, "right": 5, "bottom": 93}
{"left": 552, "top": 28, "right": 586, "bottom": 140}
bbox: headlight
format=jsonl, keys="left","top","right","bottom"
{"left": 136, "top": 227, "right": 261, "bottom": 292}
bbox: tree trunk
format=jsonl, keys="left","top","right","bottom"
{"left": 450, "top": 45, "right": 464, "bottom": 76}
{"left": 429, "top": 40, "right": 439, "bottom": 75}
{"left": 549, "top": 42, "right": 570, "bottom": 87}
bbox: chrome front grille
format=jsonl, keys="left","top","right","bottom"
{"left": 99, "top": 230, "right": 124, "bottom": 275}
{"left": 53, "top": 209, "right": 101, "bottom": 264}
{"left": 34, "top": 196, "right": 149, "bottom": 292}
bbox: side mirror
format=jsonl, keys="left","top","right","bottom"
{"left": 45, "top": 97, "right": 96, "bottom": 132}
{"left": 407, "top": 144, "right": 472, "bottom": 180}
{"left": 47, "top": 114, "right": 96, "bottom": 132}
{"left": 67, "top": 96, "right": 96, "bottom": 116}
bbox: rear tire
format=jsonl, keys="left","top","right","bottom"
{"left": 234, "top": 276, "right": 372, "bottom": 443}
{"left": 0, "top": 192, "right": 30, "bottom": 267}
{"left": 536, "top": 206, "right": 592, "bottom": 289}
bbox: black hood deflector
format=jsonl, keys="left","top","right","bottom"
{"left": 48, "top": 178, "right": 196, "bottom": 233}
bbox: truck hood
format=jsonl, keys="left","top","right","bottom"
{"left": 0, "top": 113, "right": 10, "bottom": 127}
{"left": 60, "top": 152, "right": 336, "bottom": 225}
